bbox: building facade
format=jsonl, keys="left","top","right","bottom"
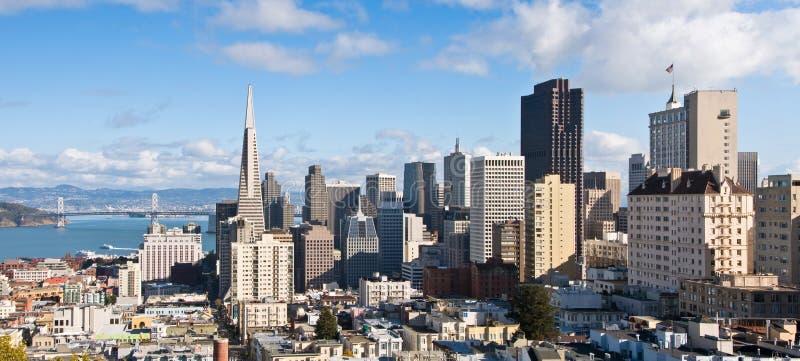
{"left": 628, "top": 168, "right": 753, "bottom": 291}
{"left": 326, "top": 181, "right": 360, "bottom": 246}
{"left": 584, "top": 232, "right": 628, "bottom": 268}
{"left": 117, "top": 261, "right": 141, "bottom": 304}
{"left": 377, "top": 200, "right": 404, "bottom": 277}
{"left": 358, "top": 274, "right": 413, "bottom": 307}
{"left": 443, "top": 138, "right": 471, "bottom": 208}
{"left": 216, "top": 200, "right": 238, "bottom": 299}
{"left": 365, "top": 173, "right": 397, "bottom": 216}
{"left": 403, "top": 162, "right": 437, "bottom": 228}
{"left": 491, "top": 220, "right": 524, "bottom": 281}
{"left": 443, "top": 208, "right": 470, "bottom": 268}
{"left": 469, "top": 154, "right": 525, "bottom": 263}
{"left": 293, "top": 223, "right": 335, "bottom": 292}
{"left": 628, "top": 153, "right": 649, "bottom": 193}
{"left": 584, "top": 171, "right": 621, "bottom": 239}
{"left": 303, "top": 165, "right": 329, "bottom": 226}
{"left": 521, "top": 78, "right": 584, "bottom": 259}
{"left": 680, "top": 275, "right": 800, "bottom": 319}
{"left": 229, "top": 218, "right": 294, "bottom": 303}
{"left": 525, "top": 174, "right": 577, "bottom": 281}
{"left": 342, "top": 210, "right": 380, "bottom": 289}
{"left": 139, "top": 223, "right": 203, "bottom": 281}
{"left": 262, "top": 172, "right": 281, "bottom": 230}
{"left": 755, "top": 174, "right": 800, "bottom": 284}
{"left": 738, "top": 151, "right": 758, "bottom": 193}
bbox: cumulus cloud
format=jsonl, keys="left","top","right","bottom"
{"left": 182, "top": 139, "right": 229, "bottom": 158}
{"left": 222, "top": 41, "right": 317, "bottom": 75}
{"left": 420, "top": 50, "right": 489, "bottom": 76}
{"left": 0, "top": 0, "right": 177, "bottom": 14}
{"left": 433, "top": 0, "right": 508, "bottom": 10}
{"left": 317, "top": 32, "right": 393, "bottom": 60}
{"left": 425, "top": 0, "right": 800, "bottom": 92}
{"left": 212, "top": 0, "right": 341, "bottom": 33}
{"left": 585, "top": 130, "right": 645, "bottom": 163}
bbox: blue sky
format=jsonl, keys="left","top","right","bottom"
{"left": 0, "top": 0, "right": 799, "bottom": 194}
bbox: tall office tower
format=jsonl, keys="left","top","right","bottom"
{"left": 403, "top": 162, "right": 437, "bottom": 225}
{"left": 616, "top": 207, "right": 628, "bottom": 233}
{"left": 492, "top": 220, "right": 524, "bottom": 282}
{"left": 650, "top": 88, "right": 739, "bottom": 178}
{"left": 303, "top": 165, "right": 329, "bottom": 226}
{"left": 342, "top": 209, "right": 380, "bottom": 289}
{"left": 269, "top": 193, "right": 295, "bottom": 231}
{"left": 222, "top": 84, "right": 267, "bottom": 300}
{"left": 469, "top": 154, "right": 525, "bottom": 263}
{"left": 521, "top": 78, "right": 584, "bottom": 258}
{"left": 738, "top": 152, "right": 758, "bottom": 193}
{"left": 377, "top": 200, "right": 404, "bottom": 276}
{"left": 229, "top": 219, "right": 294, "bottom": 302}
{"left": 628, "top": 153, "right": 649, "bottom": 192}
{"left": 584, "top": 171, "right": 622, "bottom": 239}
{"left": 117, "top": 261, "right": 141, "bottom": 304}
{"left": 443, "top": 138, "right": 471, "bottom": 208}
{"left": 292, "top": 223, "right": 335, "bottom": 292}
{"left": 403, "top": 213, "right": 433, "bottom": 263}
{"left": 365, "top": 173, "right": 397, "bottom": 217}
{"left": 525, "top": 175, "right": 576, "bottom": 281}
{"left": 326, "top": 181, "right": 361, "bottom": 246}
{"left": 262, "top": 172, "right": 281, "bottom": 229}
{"left": 435, "top": 183, "right": 447, "bottom": 207}
{"left": 443, "top": 207, "right": 470, "bottom": 268}
{"left": 215, "top": 200, "right": 237, "bottom": 296}
{"left": 139, "top": 223, "right": 203, "bottom": 281}
{"left": 628, "top": 168, "right": 753, "bottom": 291}
{"left": 755, "top": 174, "right": 800, "bottom": 285}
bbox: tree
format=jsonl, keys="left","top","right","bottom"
{"left": 0, "top": 335, "right": 26, "bottom": 361}
{"left": 509, "top": 284, "right": 559, "bottom": 341}
{"left": 315, "top": 307, "right": 339, "bottom": 340}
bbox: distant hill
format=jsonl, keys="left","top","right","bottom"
{"left": 0, "top": 185, "right": 305, "bottom": 212}
{"left": 0, "top": 202, "right": 57, "bottom": 227}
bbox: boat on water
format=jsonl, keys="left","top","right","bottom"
{"left": 100, "top": 244, "right": 113, "bottom": 250}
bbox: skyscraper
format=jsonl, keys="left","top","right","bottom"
{"left": 269, "top": 193, "right": 295, "bottom": 231}
{"left": 215, "top": 200, "right": 237, "bottom": 298}
{"left": 366, "top": 173, "right": 397, "bottom": 215}
{"left": 469, "top": 154, "right": 525, "bottom": 263}
{"left": 236, "top": 85, "right": 266, "bottom": 233}
{"left": 342, "top": 209, "right": 380, "bottom": 289}
{"left": 649, "top": 89, "right": 739, "bottom": 178}
{"left": 525, "top": 175, "right": 576, "bottom": 281}
{"left": 628, "top": 153, "right": 649, "bottom": 192}
{"left": 738, "top": 151, "right": 758, "bottom": 193}
{"left": 292, "top": 223, "right": 335, "bottom": 292}
{"left": 376, "top": 200, "right": 404, "bottom": 277}
{"left": 403, "top": 162, "right": 437, "bottom": 225}
{"left": 583, "top": 171, "right": 621, "bottom": 239}
{"left": 443, "top": 138, "right": 471, "bottom": 208}
{"left": 521, "top": 78, "right": 584, "bottom": 258}
{"left": 303, "top": 165, "right": 328, "bottom": 226}
{"left": 262, "top": 172, "right": 281, "bottom": 230}
{"left": 326, "top": 181, "right": 361, "bottom": 246}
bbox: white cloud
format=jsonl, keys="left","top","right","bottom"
{"left": 426, "top": 0, "right": 800, "bottom": 92}
{"left": 212, "top": 0, "right": 341, "bottom": 33}
{"left": 420, "top": 49, "right": 489, "bottom": 76}
{"left": 317, "top": 32, "right": 393, "bottom": 60}
{"left": 182, "top": 139, "right": 229, "bottom": 158}
{"left": 104, "top": 0, "right": 179, "bottom": 12}
{"left": 433, "top": 0, "right": 507, "bottom": 10}
{"left": 585, "top": 130, "right": 645, "bottom": 163}
{"left": 0, "top": 0, "right": 177, "bottom": 14}
{"left": 222, "top": 41, "right": 317, "bottom": 74}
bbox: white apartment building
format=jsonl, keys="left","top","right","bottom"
{"left": 628, "top": 168, "right": 753, "bottom": 291}
{"left": 358, "top": 273, "right": 413, "bottom": 307}
{"left": 469, "top": 154, "right": 525, "bottom": 263}
{"left": 239, "top": 301, "right": 288, "bottom": 343}
{"left": 139, "top": 223, "right": 203, "bottom": 281}
{"left": 229, "top": 218, "right": 294, "bottom": 303}
{"left": 117, "top": 261, "right": 141, "bottom": 305}
{"left": 403, "top": 213, "right": 433, "bottom": 263}
{"left": 11, "top": 268, "right": 52, "bottom": 283}
{"left": 52, "top": 305, "right": 122, "bottom": 334}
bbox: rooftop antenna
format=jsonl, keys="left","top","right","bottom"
{"left": 151, "top": 193, "right": 159, "bottom": 225}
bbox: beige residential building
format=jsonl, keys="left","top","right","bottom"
{"left": 358, "top": 274, "right": 413, "bottom": 307}
{"left": 755, "top": 174, "right": 800, "bottom": 284}
{"left": 491, "top": 220, "right": 524, "bottom": 281}
{"left": 584, "top": 232, "right": 628, "bottom": 268}
{"left": 525, "top": 174, "right": 577, "bottom": 281}
{"left": 239, "top": 301, "right": 288, "bottom": 343}
{"left": 680, "top": 274, "right": 800, "bottom": 319}
{"left": 628, "top": 168, "right": 753, "bottom": 291}
{"left": 230, "top": 218, "right": 294, "bottom": 303}
{"left": 139, "top": 223, "right": 203, "bottom": 281}
{"left": 117, "top": 261, "right": 141, "bottom": 305}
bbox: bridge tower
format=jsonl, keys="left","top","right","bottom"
{"left": 56, "top": 197, "right": 66, "bottom": 228}
{"left": 151, "top": 193, "right": 159, "bottom": 225}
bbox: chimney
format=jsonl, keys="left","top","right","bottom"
{"left": 712, "top": 165, "right": 723, "bottom": 185}
{"left": 213, "top": 337, "right": 229, "bottom": 361}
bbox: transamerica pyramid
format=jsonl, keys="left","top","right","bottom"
{"left": 236, "top": 84, "right": 265, "bottom": 233}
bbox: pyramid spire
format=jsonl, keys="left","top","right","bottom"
{"left": 236, "top": 84, "right": 265, "bottom": 233}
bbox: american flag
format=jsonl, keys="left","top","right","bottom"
{"left": 666, "top": 64, "right": 674, "bottom": 73}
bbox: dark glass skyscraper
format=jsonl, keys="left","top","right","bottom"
{"left": 521, "top": 78, "right": 585, "bottom": 258}
{"left": 403, "top": 161, "right": 437, "bottom": 229}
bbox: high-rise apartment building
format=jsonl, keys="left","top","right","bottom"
{"left": 303, "top": 165, "right": 328, "bottom": 226}
{"left": 403, "top": 162, "right": 437, "bottom": 224}
{"left": 376, "top": 200, "right": 404, "bottom": 277}
{"left": 292, "top": 223, "right": 335, "bottom": 292}
{"left": 755, "top": 174, "right": 800, "bottom": 285}
{"left": 262, "top": 172, "right": 281, "bottom": 230}
{"left": 492, "top": 220, "right": 524, "bottom": 282}
{"left": 628, "top": 168, "right": 753, "bottom": 291}
{"left": 342, "top": 209, "right": 380, "bottom": 289}
{"left": 584, "top": 171, "right": 621, "bottom": 239}
{"left": 365, "top": 173, "right": 397, "bottom": 216}
{"left": 649, "top": 89, "right": 738, "bottom": 178}
{"left": 326, "top": 181, "right": 360, "bottom": 245}
{"left": 469, "top": 154, "right": 525, "bottom": 263}
{"left": 443, "top": 138, "right": 471, "bottom": 208}
{"left": 139, "top": 223, "right": 203, "bottom": 282}
{"left": 229, "top": 218, "right": 294, "bottom": 302}
{"left": 628, "top": 153, "right": 649, "bottom": 193}
{"left": 525, "top": 174, "right": 576, "bottom": 281}
{"left": 118, "top": 261, "right": 141, "bottom": 305}
{"left": 521, "top": 78, "right": 584, "bottom": 258}
{"left": 738, "top": 152, "right": 758, "bottom": 193}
